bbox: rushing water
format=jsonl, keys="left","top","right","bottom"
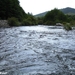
{"left": 0, "top": 25, "right": 75, "bottom": 75}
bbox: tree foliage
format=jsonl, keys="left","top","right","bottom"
{"left": 0, "top": 0, "right": 27, "bottom": 21}
{"left": 22, "top": 13, "right": 37, "bottom": 25}
{"left": 8, "top": 17, "right": 20, "bottom": 26}
{"left": 44, "top": 8, "right": 68, "bottom": 25}
{"left": 0, "top": 1, "right": 75, "bottom": 27}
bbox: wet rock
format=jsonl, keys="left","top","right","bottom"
{"left": 71, "top": 57, "right": 75, "bottom": 60}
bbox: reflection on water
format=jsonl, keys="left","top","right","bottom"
{"left": 0, "top": 26, "right": 75, "bottom": 75}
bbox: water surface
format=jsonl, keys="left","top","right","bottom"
{"left": 0, "top": 25, "right": 75, "bottom": 75}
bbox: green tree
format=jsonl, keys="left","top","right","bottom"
{"left": 0, "top": 0, "right": 27, "bottom": 21}
{"left": 22, "top": 13, "right": 37, "bottom": 26}
{"left": 8, "top": 17, "right": 20, "bottom": 26}
{"left": 44, "top": 8, "right": 68, "bottom": 25}
{"left": 36, "top": 17, "right": 44, "bottom": 25}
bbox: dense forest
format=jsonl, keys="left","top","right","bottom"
{"left": 37, "top": 8, "right": 75, "bottom": 26}
{"left": 44, "top": 8, "right": 68, "bottom": 25}
{"left": 0, "top": 0, "right": 27, "bottom": 20}
{"left": 0, "top": 0, "right": 37, "bottom": 26}
{"left": 0, "top": 0, "right": 75, "bottom": 27}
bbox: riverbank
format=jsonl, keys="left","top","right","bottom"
{"left": 0, "top": 20, "right": 9, "bottom": 28}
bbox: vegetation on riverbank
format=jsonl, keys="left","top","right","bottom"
{"left": 0, "top": 0, "right": 75, "bottom": 30}
{"left": 63, "top": 23, "right": 72, "bottom": 31}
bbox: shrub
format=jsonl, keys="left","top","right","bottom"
{"left": 63, "top": 23, "right": 72, "bottom": 31}
{"left": 22, "top": 19, "right": 31, "bottom": 26}
{"left": 44, "top": 21, "right": 55, "bottom": 25}
{"left": 8, "top": 17, "right": 20, "bottom": 26}
{"left": 70, "top": 21, "right": 75, "bottom": 26}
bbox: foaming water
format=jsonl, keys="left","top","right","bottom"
{"left": 19, "top": 26, "right": 49, "bottom": 32}
{"left": 0, "top": 25, "right": 75, "bottom": 75}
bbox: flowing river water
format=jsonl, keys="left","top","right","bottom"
{"left": 0, "top": 25, "right": 75, "bottom": 75}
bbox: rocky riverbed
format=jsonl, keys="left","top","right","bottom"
{"left": 0, "top": 25, "right": 75, "bottom": 75}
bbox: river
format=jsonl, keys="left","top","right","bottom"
{"left": 0, "top": 25, "right": 75, "bottom": 75}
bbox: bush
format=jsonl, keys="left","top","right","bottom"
{"left": 8, "top": 17, "right": 20, "bottom": 26}
{"left": 63, "top": 23, "right": 72, "bottom": 31}
{"left": 44, "top": 21, "right": 55, "bottom": 25}
{"left": 22, "top": 19, "right": 31, "bottom": 26}
{"left": 70, "top": 21, "right": 75, "bottom": 26}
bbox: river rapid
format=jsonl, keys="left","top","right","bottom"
{"left": 0, "top": 25, "right": 75, "bottom": 75}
